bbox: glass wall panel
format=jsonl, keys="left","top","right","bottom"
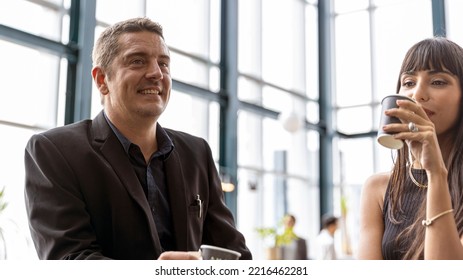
{"left": 263, "top": 116, "right": 310, "bottom": 179}
{"left": 0, "top": 124, "right": 40, "bottom": 259}
{"left": 237, "top": 0, "right": 319, "bottom": 259}
{"left": 0, "top": 0, "right": 68, "bottom": 42}
{"left": 236, "top": 167, "right": 263, "bottom": 258}
{"left": 373, "top": 0, "right": 433, "bottom": 101}
{"left": 146, "top": 0, "right": 218, "bottom": 60}
{"left": 170, "top": 52, "right": 214, "bottom": 90}
{"left": 45, "top": 0, "right": 66, "bottom": 5}
{"left": 238, "top": 0, "right": 262, "bottom": 76}
{"left": 91, "top": 82, "right": 102, "bottom": 119}
{"left": 95, "top": 0, "right": 220, "bottom": 91}
{"left": 262, "top": 87, "right": 292, "bottom": 113}
{"left": 262, "top": 0, "right": 306, "bottom": 92}
{"left": 446, "top": 0, "right": 463, "bottom": 46}
{"left": 334, "top": 0, "right": 369, "bottom": 13}
{"left": 373, "top": 0, "right": 419, "bottom": 6}
{"left": 286, "top": 177, "right": 319, "bottom": 258}
{"left": 375, "top": 141, "right": 397, "bottom": 173}
{"left": 237, "top": 77, "right": 262, "bottom": 104}
{"left": 337, "top": 106, "right": 373, "bottom": 134}
{"left": 96, "top": 0, "right": 145, "bottom": 24}
{"left": 334, "top": 11, "right": 371, "bottom": 107}
{"left": 305, "top": 4, "right": 319, "bottom": 101}
{"left": 238, "top": 170, "right": 317, "bottom": 260}
{"left": 335, "top": 137, "right": 374, "bottom": 257}
{"left": 0, "top": 0, "right": 70, "bottom": 260}
{"left": 0, "top": 41, "right": 61, "bottom": 129}
{"left": 337, "top": 138, "right": 374, "bottom": 184}
{"left": 237, "top": 111, "right": 263, "bottom": 169}
{"left": 237, "top": 109, "right": 318, "bottom": 259}
{"left": 159, "top": 90, "right": 219, "bottom": 158}
{"left": 306, "top": 101, "right": 319, "bottom": 124}
{"left": 306, "top": 129, "right": 320, "bottom": 165}
{"left": 331, "top": 180, "right": 362, "bottom": 259}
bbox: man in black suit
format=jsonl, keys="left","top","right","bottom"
{"left": 24, "top": 17, "right": 251, "bottom": 260}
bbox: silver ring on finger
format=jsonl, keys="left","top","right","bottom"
{"left": 408, "top": 122, "right": 419, "bottom": 132}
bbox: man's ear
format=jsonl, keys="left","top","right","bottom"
{"left": 92, "top": 66, "right": 109, "bottom": 94}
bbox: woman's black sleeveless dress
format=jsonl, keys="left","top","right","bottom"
{"left": 381, "top": 169, "right": 427, "bottom": 259}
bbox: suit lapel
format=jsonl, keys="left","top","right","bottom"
{"left": 91, "top": 112, "right": 163, "bottom": 255}
{"left": 164, "top": 146, "right": 189, "bottom": 250}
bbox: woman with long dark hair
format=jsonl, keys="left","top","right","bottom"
{"left": 358, "top": 37, "right": 463, "bottom": 259}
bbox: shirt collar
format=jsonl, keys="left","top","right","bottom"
{"left": 103, "top": 111, "right": 174, "bottom": 160}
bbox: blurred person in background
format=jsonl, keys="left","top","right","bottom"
{"left": 279, "top": 214, "right": 308, "bottom": 260}
{"left": 314, "top": 215, "right": 338, "bottom": 260}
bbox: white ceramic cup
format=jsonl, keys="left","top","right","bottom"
{"left": 200, "top": 245, "right": 241, "bottom": 260}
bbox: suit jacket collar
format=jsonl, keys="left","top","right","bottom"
{"left": 91, "top": 111, "right": 163, "bottom": 256}
{"left": 163, "top": 146, "right": 189, "bottom": 250}
{"left": 92, "top": 111, "right": 190, "bottom": 253}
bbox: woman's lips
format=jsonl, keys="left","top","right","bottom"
{"left": 423, "top": 108, "right": 435, "bottom": 117}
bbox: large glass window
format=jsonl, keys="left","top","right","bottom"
{"left": 146, "top": 0, "right": 221, "bottom": 90}
{"left": 0, "top": 0, "right": 70, "bottom": 43}
{"left": 446, "top": 0, "right": 463, "bottom": 46}
{"left": 372, "top": 0, "right": 433, "bottom": 100}
{"left": 237, "top": 110, "right": 320, "bottom": 259}
{"left": 237, "top": 0, "right": 319, "bottom": 260}
{"left": 159, "top": 90, "right": 220, "bottom": 159}
{"left": 0, "top": 42, "right": 63, "bottom": 128}
{"left": 0, "top": 125, "right": 40, "bottom": 259}
{"left": 0, "top": 0, "right": 71, "bottom": 259}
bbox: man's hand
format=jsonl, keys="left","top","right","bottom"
{"left": 157, "top": 251, "right": 202, "bottom": 260}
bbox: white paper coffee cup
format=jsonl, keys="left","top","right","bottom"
{"left": 377, "top": 95, "right": 415, "bottom": 149}
{"left": 200, "top": 245, "right": 241, "bottom": 260}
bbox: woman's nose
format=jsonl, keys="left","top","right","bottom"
{"left": 411, "top": 82, "right": 430, "bottom": 102}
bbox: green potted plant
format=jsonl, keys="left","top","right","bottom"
{"left": 255, "top": 216, "right": 297, "bottom": 259}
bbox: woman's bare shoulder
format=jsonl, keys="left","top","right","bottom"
{"left": 362, "top": 171, "right": 391, "bottom": 205}
{"left": 364, "top": 172, "right": 391, "bottom": 188}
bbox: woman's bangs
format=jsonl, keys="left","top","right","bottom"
{"left": 403, "top": 45, "right": 449, "bottom": 73}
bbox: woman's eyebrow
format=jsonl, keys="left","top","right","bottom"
{"left": 427, "top": 69, "right": 454, "bottom": 76}
{"left": 403, "top": 70, "right": 416, "bottom": 75}
{"left": 402, "top": 69, "right": 454, "bottom": 76}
